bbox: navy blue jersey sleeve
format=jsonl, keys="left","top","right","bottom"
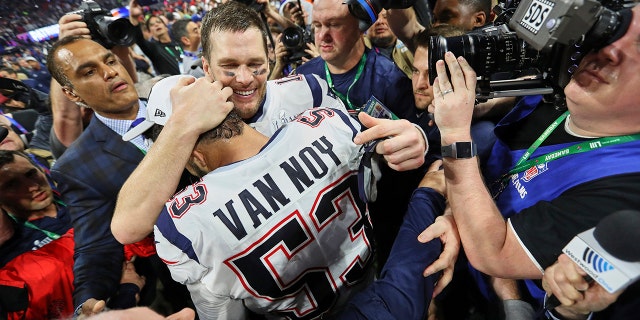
{"left": 337, "top": 187, "right": 445, "bottom": 320}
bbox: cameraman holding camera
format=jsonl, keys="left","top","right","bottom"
{"left": 413, "top": 2, "right": 640, "bottom": 318}
{"left": 270, "top": 0, "right": 319, "bottom": 79}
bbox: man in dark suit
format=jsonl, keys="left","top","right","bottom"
{"left": 45, "top": 35, "right": 189, "bottom": 317}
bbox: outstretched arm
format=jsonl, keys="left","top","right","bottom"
{"left": 354, "top": 112, "right": 427, "bottom": 172}
{"left": 431, "top": 52, "right": 541, "bottom": 279}
{"left": 50, "top": 80, "right": 84, "bottom": 148}
{"left": 386, "top": 8, "right": 425, "bottom": 53}
{"left": 111, "top": 77, "right": 233, "bottom": 244}
{"left": 337, "top": 186, "right": 445, "bottom": 320}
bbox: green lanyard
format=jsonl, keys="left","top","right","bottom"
{"left": 507, "top": 133, "right": 640, "bottom": 177}
{"left": 494, "top": 111, "right": 640, "bottom": 194}
{"left": 513, "top": 111, "right": 569, "bottom": 169}
{"left": 21, "top": 220, "right": 61, "bottom": 240}
{"left": 324, "top": 54, "right": 366, "bottom": 110}
{"left": 164, "top": 45, "right": 184, "bottom": 62}
{"left": 135, "top": 147, "right": 147, "bottom": 155}
{"left": 8, "top": 199, "right": 66, "bottom": 240}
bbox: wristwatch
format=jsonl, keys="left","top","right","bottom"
{"left": 441, "top": 142, "right": 477, "bottom": 159}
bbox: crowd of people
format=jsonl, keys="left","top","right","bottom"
{"left": 1, "top": 0, "right": 639, "bottom": 319}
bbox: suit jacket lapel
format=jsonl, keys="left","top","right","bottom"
{"left": 89, "top": 117, "right": 145, "bottom": 165}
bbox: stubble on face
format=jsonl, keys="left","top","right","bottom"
{"left": 412, "top": 47, "right": 433, "bottom": 110}
{"left": 203, "top": 29, "right": 269, "bottom": 120}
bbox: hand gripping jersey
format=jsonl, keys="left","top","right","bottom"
{"left": 248, "top": 74, "right": 347, "bottom": 136}
{"left": 155, "top": 108, "right": 375, "bottom": 319}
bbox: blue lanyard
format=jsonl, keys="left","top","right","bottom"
{"left": 1, "top": 114, "right": 28, "bottom": 134}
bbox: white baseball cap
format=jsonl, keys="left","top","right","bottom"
{"left": 122, "top": 75, "right": 195, "bottom": 141}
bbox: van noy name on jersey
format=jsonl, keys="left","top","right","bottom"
{"left": 169, "top": 135, "right": 350, "bottom": 241}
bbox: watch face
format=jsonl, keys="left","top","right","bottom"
{"left": 442, "top": 142, "right": 477, "bottom": 159}
{"left": 456, "top": 142, "right": 473, "bottom": 157}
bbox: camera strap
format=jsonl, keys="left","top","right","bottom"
{"left": 324, "top": 54, "right": 366, "bottom": 111}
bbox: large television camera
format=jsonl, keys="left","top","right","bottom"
{"left": 428, "top": 0, "right": 634, "bottom": 103}
{"left": 67, "top": 0, "right": 135, "bottom": 48}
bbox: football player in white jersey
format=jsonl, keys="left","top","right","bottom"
{"left": 124, "top": 75, "right": 379, "bottom": 318}
{"left": 112, "top": 1, "right": 429, "bottom": 247}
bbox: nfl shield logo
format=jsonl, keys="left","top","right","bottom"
{"left": 522, "top": 164, "right": 548, "bottom": 182}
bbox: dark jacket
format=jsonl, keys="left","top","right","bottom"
{"left": 296, "top": 47, "right": 418, "bottom": 123}
{"left": 51, "top": 116, "right": 144, "bottom": 308}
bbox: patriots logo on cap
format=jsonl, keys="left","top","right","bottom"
{"left": 154, "top": 109, "right": 166, "bottom": 117}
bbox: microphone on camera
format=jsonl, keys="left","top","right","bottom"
{"left": 545, "top": 210, "right": 640, "bottom": 311}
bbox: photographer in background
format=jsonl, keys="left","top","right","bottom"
{"left": 170, "top": 19, "right": 205, "bottom": 78}
{"left": 386, "top": 0, "right": 493, "bottom": 53}
{"left": 230, "top": 0, "right": 318, "bottom": 80}
{"left": 129, "top": 0, "right": 183, "bottom": 75}
{"left": 0, "top": 76, "right": 54, "bottom": 157}
{"left": 269, "top": 32, "right": 319, "bottom": 79}
{"left": 269, "top": 0, "right": 319, "bottom": 79}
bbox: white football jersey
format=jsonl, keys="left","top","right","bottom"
{"left": 155, "top": 108, "right": 374, "bottom": 320}
{"left": 249, "top": 74, "right": 347, "bottom": 136}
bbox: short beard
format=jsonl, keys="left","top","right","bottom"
{"left": 370, "top": 35, "right": 395, "bottom": 48}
